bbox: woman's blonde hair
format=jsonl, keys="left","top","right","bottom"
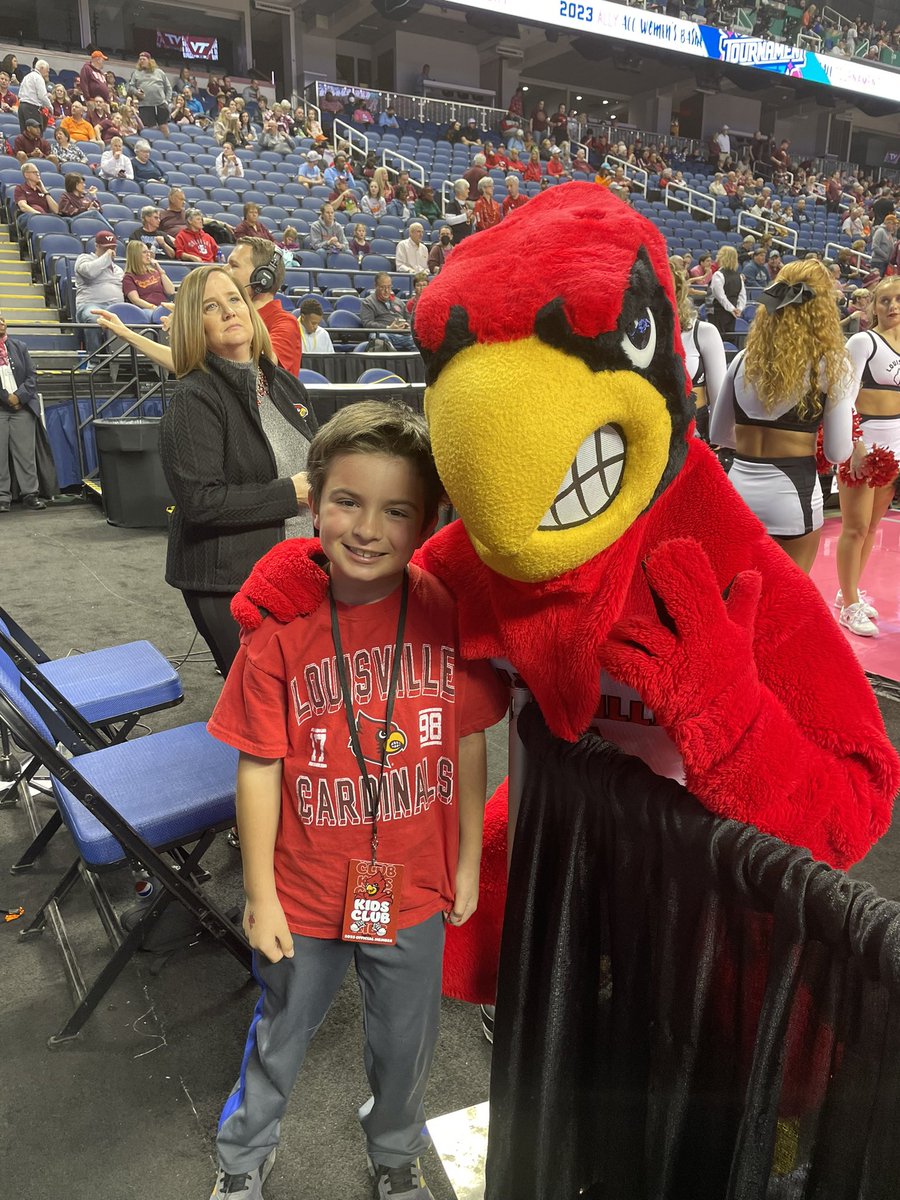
{"left": 125, "top": 239, "right": 154, "bottom": 276}
{"left": 744, "top": 259, "right": 849, "bottom": 419}
{"left": 716, "top": 244, "right": 738, "bottom": 272}
{"left": 372, "top": 166, "right": 391, "bottom": 196}
{"left": 867, "top": 275, "right": 900, "bottom": 329}
{"left": 169, "top": 266, "right": 273, "bottom": 378}
{"left": 669, "top": 259, "right": 695, "bottom": 332}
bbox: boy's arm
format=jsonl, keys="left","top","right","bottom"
{"left": 237, "top": 752, "right": 295, "bottom": 962}
{"left": 448, "top": 730, "right": 487, "bottom": 927}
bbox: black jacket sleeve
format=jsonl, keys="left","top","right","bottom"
{"left": 159, "top": 383, "right": 299, "bottom": 529}
{"left": 0, "top": 341, "right": 39, "bottom": 413}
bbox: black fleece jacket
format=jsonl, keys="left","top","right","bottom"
{"left": 159, "top": 353, "right": 317, "bottom": 593}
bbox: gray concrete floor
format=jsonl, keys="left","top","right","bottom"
{"left": 1, "top": 500, "right": 898, "bottom": 1200}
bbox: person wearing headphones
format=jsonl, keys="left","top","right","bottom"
{"left": 226, "top": 238, "right": 302, "bottom": 376}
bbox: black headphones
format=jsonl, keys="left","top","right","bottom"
{"left": 249, "top": 247, "right": 281, "bottom": 296}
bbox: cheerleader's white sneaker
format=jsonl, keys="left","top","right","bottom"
{"left": 839, "top": 603, "right": 878, "bottom": 638}
{"left": 834, "top": 589, "right": 878, "bottom": 619}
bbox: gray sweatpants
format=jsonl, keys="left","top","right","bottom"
{"left": 217, "top": 912, "right": 445, "bottom": 1175}
{"left": 0, "top": 407, "right": 39, "bottom": 503}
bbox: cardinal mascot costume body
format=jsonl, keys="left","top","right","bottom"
{"left": 232, "top": 185, "right": 899, "bottom": 1198}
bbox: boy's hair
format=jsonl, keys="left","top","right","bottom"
{"left": 307, "top": 401, "right": 444, "bottom": 527}
{"left": 299, "top": 297, "right": 324, "bottom": 318}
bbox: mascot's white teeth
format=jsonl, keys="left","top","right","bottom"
{"left": 538, "top": 425, "right": 626, "bottom": 531}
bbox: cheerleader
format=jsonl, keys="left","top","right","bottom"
{"left": 670, "top": 259, "right": 726, "bottom": 442}
{"left": 710, "top": 260, "right": 858, "bottom": 574}
{"left": 837, "top": 277, "right": 900, "bottom": 636}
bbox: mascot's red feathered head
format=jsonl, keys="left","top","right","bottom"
{"left": 414, "top": 183, "right": 693, "bottom": 583}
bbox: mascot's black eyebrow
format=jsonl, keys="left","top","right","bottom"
{"left": 420, "top": 307, "right": 477, "bottom": 386}
{"left": 534, "top": 247, "right": 667, "bottom": 372}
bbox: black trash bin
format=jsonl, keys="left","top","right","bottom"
{"left": 94, "top": 418, "right": 172, "bottom": 529}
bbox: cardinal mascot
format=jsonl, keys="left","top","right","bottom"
{"left": 232, "top": 184, "right": 899, "bottom": 1198}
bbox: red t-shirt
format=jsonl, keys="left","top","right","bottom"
{"left": 122, "top": 269, "right": 168, "bottom": 307}
{"left": 13, "top": 183, "right": 52, "bottom": 213}
{"left": 174, "top": 227, "right": 218, "bottom": 262}
{"left": 547, "top": 158, "right": 565, "bottom": 177}
{"left": 258, "top": 298, "right": 302, "bottom": 376}
{"left": 523, "top": 161, "right": 542, "bottom": 182}
{"left": 208, "top": 565, "right": 508, "bottom": 938}
{"left": 502, "top": 194, "right": 528, "bottom": 216}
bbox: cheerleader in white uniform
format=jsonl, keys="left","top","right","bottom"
{"left": 838, "top": 277, "right": 900, "bottom": 636}
{"left": 711, "top": 260, "right": 859, "bottom": 574}
{"left": 670, "top": 259, "right": 727, "bottom": 442}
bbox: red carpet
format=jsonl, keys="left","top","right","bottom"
{"left": 810, "top": 512, "right": 900, "bottom": 685}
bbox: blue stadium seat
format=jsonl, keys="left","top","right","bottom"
{"left": 333, "top": 295, "right": 362, "bottom": 314}
{"left": 357, "top": 368, "right": 406, "bottom": 385}
{"left": 104, "top": 303, "right": 150, "bottom": 325}
{"left": 328, "top": 310, "right": 362, "bottom": 329}
{"left": 299, "top": 369, "right": 330, "bottom": 385}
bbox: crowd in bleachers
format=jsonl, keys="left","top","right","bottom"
{"left": 3, "top": 48, "right": 900, "bottom": 367}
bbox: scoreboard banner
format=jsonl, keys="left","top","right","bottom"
{"left": 453, "top": 0, "right": 900, "bottom": 103}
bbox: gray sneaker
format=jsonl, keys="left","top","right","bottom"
{"left": 368, "top": 1156, "right": 434, "bottom": 1200}
{"left": 210, "top": 1148, "right": 276, "bottom": 1199}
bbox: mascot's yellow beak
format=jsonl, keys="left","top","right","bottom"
{"left": 425, "top": 337, "right": 673, "bottom": 583}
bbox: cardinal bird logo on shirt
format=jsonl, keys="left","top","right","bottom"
{"left": 353, "top": 711, "right": 408, "bottom": 767}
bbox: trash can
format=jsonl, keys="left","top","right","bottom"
{"left": 94, "top": 418, "right": 172, "bottom": 529}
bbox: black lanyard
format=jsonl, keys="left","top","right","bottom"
{"left": 329, "top": 570, "right": 408, "bottom": 865}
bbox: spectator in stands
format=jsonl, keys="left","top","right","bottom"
{"left": 0, "top": 71, "right": 18, "bottom": 113}
{"left": 61, "top": 100, "right": 100, "bottom": 144}
{"left": 742, "top": 247, "right": 770, "bottom": 289}
{"left": 463, "top": 153, "right": 488, "bottom": 198}
{"left": 99, "top": 136, "right": 134, "bottom": 194}
{"left": 708, "top": 244, "right": 745, "bottom": 339}
{"left": 0, "top": 308, "right": 45, "bottom": 512}
{"left": 372, "top": 166, "right": 394, "bottom": 202}
{"left": 329, "top": 178, "right": 359, "bottom": 215}
{"left": 13, "top": 120, "right": 57, "bottom": 166}
{"left": 353, "top": 100, "right": 374, "bottom": 125}
{"left": 794, "top": 196, "right": 810, "bottom": 226}
{"left": 446, "top": 120, "right": 464, "bottom": 146}
{"left": 709, "top": 173, "right": 727, "bottom": 198}
{"left": 689, "top": 251, "right": 715, "bottom": 298}
{"left": 837, "top": 247, "right": 865, "bottom": 283}
{"left": 359, "top": 179, "right": 386, "bottom": 219}
{"left": 214, "top": 105, "right": 242, "bottom": 147}
{"left": 324, "top": 153, "right": 353, "bottom": 192}
{"left": 523, "top": 148, "right": 542, "bottom": 184}
{"left": 445, "top": 178, "right": 474, "bottom": 244}
{"left": 842, "top": 207, "right": 867, "bottom": 240}
{"left": 49, "top": 83, "right": 70, "bottom": 120}
{"left": 136, "top": 206, "right": 176, "bottom": 258}
{"left": 79, "top": 49, "right": 110, "bottom": 105}
{"left": 129, "top": 140, "right": 166, "bottom": 188}
{"left": 428, "top": 226, "right": 453, "bottom": 274}
{"left": 169, "top": 94, "right": 196, "bottom": 128}
{"left": 870, "top": 212, "right": 897, "bottom": 275}
{"left": 123, "top": 240, "right": 176, "bottom": 309}
{"left": 714, "top": 125, "right": 731, "bottom": 170}
{"left": 308, "top": 203, "right": 348, "bottom": 256}
{"left": 390, "top": 185, "right": 415, "bottom": 222}
{"left": 58, "top": 172, "right": 102, "bottom": 216}
{"left": 14, "top": 162, "right": 58, "bottom": 216}
{"left": 461, "top": 118, "right": 483, "bottom": 147}
{"left": 297, "top": 150, "right": 325, "bottom": 189}
{"left": 349, "top": 223, "right": 371, "bottom": 262}
{"left": 396, "top": 223, "right": 429, "bottom": 274}
{"left": 183, "top": 88, "right": 207, "bottom": 124}
{"left": 407, "top": 271, "right": 429, "bottom": 321}
{"left": 258, "top": 116, "right": 294, "bottom": 154}
{"left": 871, "top": 186, "right": 895, "bottom": 226}
{"left": 530, "top": 99, "right": 548, "bottom": 136}
{"left": 379, "top": 105, "right": 399, "bottom": 130}
{"left": 473, "top": 177, "right": 502, "bottom": 232}
{"left": 506, "top": 128, "right": 526, "bottom": 154}
{"left": 825, "top": 171, "right": 843, "bottom": 214}
{"left": 118, "top": 97, "right": 143, "bottom": 138}
{"left": 158, "top": 265, "right": 313, "bottom": 672}
{"left": 360, "top": 273, "right": 416, "bottom": 351}
{"left": 396, "top": 170, "right": 419, "bottom": 201}
{"left": 298, "top": 297, "right": 334, "bottom": 355}
{"left": 226, "top": 238, "right": 302, "bottom": 375}
{"left": 305, "top": 110, "right": 327, "bottom": 145}
{"left": 75, "top": 230, "right": 123, "bottom": 343}
{"left": 216, "top": 142, "right": 244, "bottom": 182}
{"left": 414, "top": 64, "right": 431, "bottom": 94}
{"left": 51, "top": 127, "right": 86, "bottom": 168}
{"left": 318, "top": 90, "right": 343, "bottom": 115}
{"left": 16, "top": 59, "right": 50, "bottom": 133}
{"left": 501, "top": 174, "right": 527, "bottom": 217}
{"left": 158, "top": 187, "right": 188, "bottom": 236}
{"left": 546, "top": 147, "right": 568, "bottom": 180}
{"left": 233, "top": 203, "right": 273, "bottom": 243}
{"left": 174, "top": 210, "right": 219, "bottom": 264}
{"left": 414, "top": 184, "right": 441, "bottom": 223}
{"left": 506, "top": 148, "right": 525, "bottom": 174}
{"left": 572, "top": 150, "right": 591, "bottom": 176}
{"left": 548, "top": 103, "right": 568, "bottom": 140}
{"left": 128, "top": 51, "right": 172, "bottom": 135}
{"left": 0, "top": 54, "right": 23, "bottom": 84}
{"left": 237, "top": 109, "right": 256, "bottom": 148}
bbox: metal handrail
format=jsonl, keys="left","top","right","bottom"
{"left": 333, "top": 117, "right": 368, "bottom": 167}
{"left": 665, "top": 183, "right": 716, "bottom": 222}
{"left": 380, "top": 147, "right": 426, "bottom": 186}
{"left": 825, "top": 241, "right": 873, "bottom": 271}
{"left": 737, "top": 211, "right": 798, "bottom": 256}
{"left": 606, "top": 155, "right": 648, "bottom": 197}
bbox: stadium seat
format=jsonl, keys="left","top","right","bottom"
{"left": 299, "top": 369, "right": 330, "bottom": 385}
{"left": 104, "top": 303, "right": 150, "bottom": 325}
{"left": 357, "top": 369, "right": 406, "bottom": 385}
{"left": 328, "top": 310, "right": 362, "bottom": 330}
{"left": 333, "top": 295, "right": 363, "bottom": 314}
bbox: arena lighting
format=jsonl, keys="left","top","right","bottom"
{"left": 448, "top": 0, "right": 900, "bottom": 105}
{"left": 576, "top": 94, "right": 582, "bottom": 99}
{"left": 602, "top": 98, "right": 609, "bottom": 104}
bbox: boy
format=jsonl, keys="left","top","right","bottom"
{"left": 208, "top": 402, "right": 508, "bottom": 1200}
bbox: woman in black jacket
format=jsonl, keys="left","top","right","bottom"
{"left": 159, "top": 266, "right": 316, "bottom": 674}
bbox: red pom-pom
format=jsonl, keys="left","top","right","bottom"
{"left": 815, "top": 428, "right": 830, "bottom": 475}
{"left": 838, "top": 443, "right": 900, "bottom": 489}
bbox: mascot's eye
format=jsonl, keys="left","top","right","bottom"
{"left": 621, "top": 308, "right": 656, "bottom": 370}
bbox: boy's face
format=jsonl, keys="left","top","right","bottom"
{"left": 310, "top": 452, "right": 431, "bottom": 605}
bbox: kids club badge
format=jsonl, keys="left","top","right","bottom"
{"left": 342, "top": 859, "right": 404, "bottom": 946}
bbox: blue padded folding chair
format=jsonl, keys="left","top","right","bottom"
{"left": 104, "top": 303, "right": 149, "bottom": 326}
{"left": 299, "top": 369, "right": 330, "bottom": 385}
{"left": 333, "top": 294, "right": 362, "bottom": 314}
{"left": 328, "top": 309, "right": 362, "bottom": 330}
{"left": 0, "top": 643, "right": 249, "bottom": 1046}
{"left": 357, "top": 368, "right": 406, "bottom": 384}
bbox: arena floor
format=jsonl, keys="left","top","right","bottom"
{"left": 1, "top": 500, "right": 898, "bottom": 1200}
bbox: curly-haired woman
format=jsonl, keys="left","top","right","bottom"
{"left": 711, "top": 259, "right": 860, "bottom": 573}
{"left": 836, "top": 276, "right": 900, "bottom": 635}
{"left": 670, "top": 259, "right": 726, "bottom": 443}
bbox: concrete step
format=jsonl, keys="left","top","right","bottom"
{"left": 0, "top": 295, "right": 53, "bottom": 309}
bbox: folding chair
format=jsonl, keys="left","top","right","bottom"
{"left": 0, "top": 642, "right": 250, "bottom": 1047}
{"left": 0, "top": 612, "right": 183, "bottom": 871}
